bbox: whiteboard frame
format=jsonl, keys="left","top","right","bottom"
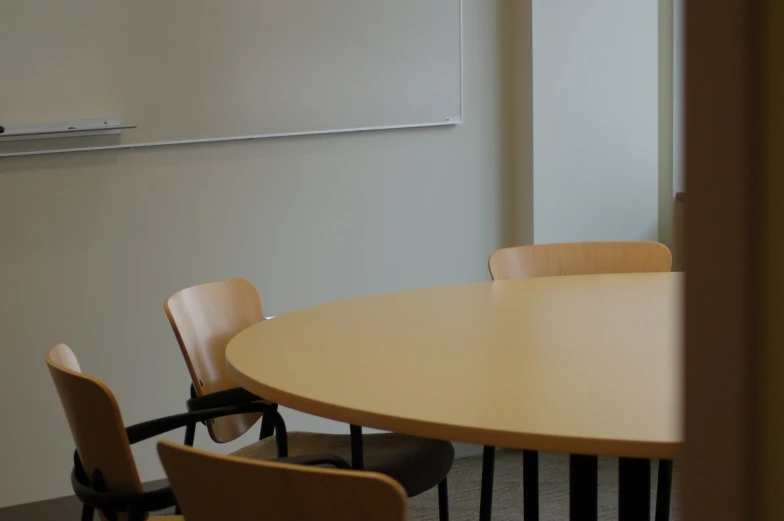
{"left": 0, "top": 0, "right": 463, "bottom": 159}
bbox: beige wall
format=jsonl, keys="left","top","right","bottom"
{"left": 0, "top": 0, "right": 513, "bottom": 506}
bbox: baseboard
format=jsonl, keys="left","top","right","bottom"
{"left": 0, "top": 479, "right": 170, "bottom": 521}
{"left": 0, "top": 445, "right": 483, "bottom": 520}
{"left": 0, "top": 492, "right": 83, "bottom": 521}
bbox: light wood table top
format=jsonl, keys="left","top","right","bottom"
{"left": 227, "top": 273, "right": 682, "bottom": 459}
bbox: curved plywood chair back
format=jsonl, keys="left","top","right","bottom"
{"left": 45, "top": 345, "right": 143, "bottom": 498}
{"left": 158, "top": 440, "right": 408, "bottom": 521}
{"left": 164, "top": 279, "right": 265, "bottom": 443}
{"left": 488, "top": 241, "right": 673, "bottom": 280}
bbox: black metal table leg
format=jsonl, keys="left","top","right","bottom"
{"left": 619, "top": 458, "right": 651, "bottom": 521}
{"left": 523, "top": 450, "right": 539, "bottom": 521}
{"left": 655, "top": 460, "right": 673, "bottom": 521}
{"left": 349, "top": 424, "right": 364, "bottom": 469}
{"left": 479, "top": 446, "right": 495, "bottom": 521}
{"left": 570, "top": 455, "right": 598, "bottom": 521}
{"left": 438, "top": 478, "right": 449, "bottom": 521}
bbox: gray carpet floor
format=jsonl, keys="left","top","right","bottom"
{"left": 408, "top": 450, "right": 678, "bottom": 521}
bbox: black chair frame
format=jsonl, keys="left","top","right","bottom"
{"left": 71, "top": 401, "right": 288, "bottom": 521}
{"left": 183, "top": 384, "right": 282, "bottom": 446}
{"left": 182, "top": 386, "right": 449, "bottom": 521}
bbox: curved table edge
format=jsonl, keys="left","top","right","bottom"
{"left": 226, "top": 358, "right": 680, "bottom": 460}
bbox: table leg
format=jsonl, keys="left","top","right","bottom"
{"left": 349, "top": 424, "right": 364, "bottom": 469}
{"left": 569, "top": 454, "right": 598, "bottom": 521}
{"left": 523, "top": 450, "right": 539, "bottom": 521}
{"left": 479, "top": 445, "right": 495, "bottom": 521}
{"left": 655, "top": 460, "right": 673, "bottom": 521}
{"left": 619, "top": 458, "right": 651, "bottom": 521}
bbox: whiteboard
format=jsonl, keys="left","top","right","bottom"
{"left": 0, "top": 0, "right": 462, "bottom": 157}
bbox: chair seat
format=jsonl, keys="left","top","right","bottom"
{"left": 231, "top": 432, "right": 454, "bottom": 497}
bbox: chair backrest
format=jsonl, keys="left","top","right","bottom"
{"left": 488, "top": 241, "right": 672, "bottom": 280}
{"left": 164, "top": 278, "right": 265, "bottom": 443}
{"left": 158, "top": 440, "right": 408, "bottom": 521}
{"left": 45, "top": 345, "right": 143, "bottom": 496}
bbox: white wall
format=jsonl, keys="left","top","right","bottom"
{"left": 658, "top": 0, "right": 675, "bottom": 250}
{"left": 532, "top": 0, "right": 659, "bottom": 243}
{"left": 0, "top": 0, "right": 507, "bottom": 507}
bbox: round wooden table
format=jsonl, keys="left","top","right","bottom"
{"left": 227, "top": 272, "right": 682, "bottom": 521}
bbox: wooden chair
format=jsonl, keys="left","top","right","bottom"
{"left": 158, "top": 440, "right": 408, "bottom": 521}
{"left": 488, "top": 241, "right": 673, "bottom": 280}
{"left": 486, "top": 241, "right": 673, "bottom": 521}
{"left": 45, "top": 344, "right": 282, "bottom": 521}
{"left": 164, "top": 279, "right": 453, "bottom": 520}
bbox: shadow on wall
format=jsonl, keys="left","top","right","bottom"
{"left": 673, "top": 193, "right": 686, "bottom": 271}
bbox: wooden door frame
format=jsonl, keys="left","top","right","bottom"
{"left": 682, "top": 0, "right": 761, "bottom": 520}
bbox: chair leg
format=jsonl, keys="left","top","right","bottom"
{"left": 80, "top": 504, "right": 94, "bottom": 521}
{"left": 269, "top": 408, "right": 289, "bottom": 458}
{"left": 655, "top": 459, "right": 673, "bottom": 521}
{"left": 523, "top": 450, "right": 539, "bottom": 521}
{"left": 479, "top": 446, "right": 495, "bottom": 521}
{"left": 127, "top": 507, "right": 146, "bottom": 521}
{"left": 259, "top": 404, "right": 279, "bottom": 440}
{"left": 183, "top": 422, "right": 196, "bottom": 447}
{"left": 178, "top": 420, "right": 196, "bottom": 514}
{"left": 437, "top": 478, "right": 449, "bottom": 521}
